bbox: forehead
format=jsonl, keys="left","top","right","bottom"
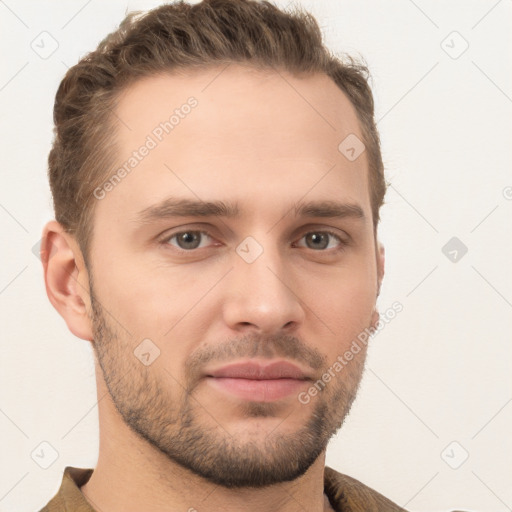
{"left": 95, "top": 65, "right": 370, "bottom": 224}
{"left": 114, "top": 64, "right": 365, "bottom": 153}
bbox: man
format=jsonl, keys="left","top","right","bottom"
{"left": 38, "top": 0, "right": 405, "bottom": 510}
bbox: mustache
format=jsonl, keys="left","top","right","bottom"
{"left": 185, "top": 332, "right": 327, "bottom": 386}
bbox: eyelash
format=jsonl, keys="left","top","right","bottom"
{"left": 159, "top": 229, "right": 348, "bottom": 253}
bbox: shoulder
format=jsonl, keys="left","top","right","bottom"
{"left": 37, "top": 467, "right": 94, "bottom": 512}
{"left": 324, "top": 467, "right": 475, "bottom": 512}
{"left": 324, "top": 466, "right": 408, "bottom": 512}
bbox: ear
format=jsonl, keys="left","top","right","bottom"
{"left": 370, "top": 239, "right": 385, "bottom": 329}
{"left": 41, "top": 220, "right": 93, "bottom": 341}
{"left": 376, "top": 240, "right": 385, "bottom": 297}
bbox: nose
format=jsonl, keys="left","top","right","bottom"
{"left": 222, "top": 243, "right": 305, "bottom": 335}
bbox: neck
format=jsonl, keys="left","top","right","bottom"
{"left": 81, "top": 375, "right": 334, "bottom": 512}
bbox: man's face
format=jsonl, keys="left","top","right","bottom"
{"left": 86, "top": 65, "right": 382, "bottom": 487}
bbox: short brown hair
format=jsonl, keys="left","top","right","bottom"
{"left": 48, "top": 0, "right": 387, "bottom": 266}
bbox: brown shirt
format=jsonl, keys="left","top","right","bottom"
{"left": 38, "top": 466, "right": 408, "bottom": 511}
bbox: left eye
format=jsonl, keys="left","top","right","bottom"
{"left": 296, "top": 232, "right": 343, "bottom": 250}
{"left": 165, "top": 231, "right": 213, "bottom": 250}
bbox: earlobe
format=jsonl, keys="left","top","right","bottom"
{"left": 370, "top": 240, "right": 385, "bottom": 330}
{"left": 370, "top": 308, "right": 380, "bottom": 330}
{"left": 41, "top": 220, "right": 94, "bottom": 342}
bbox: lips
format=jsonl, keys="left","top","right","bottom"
{"left": 205, "top": 360, "right": 312, "bottom": 402}
{"left": 207, "top": 360, "right": 311, "bottom": 380}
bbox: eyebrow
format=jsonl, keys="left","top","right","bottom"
{"left": 293, "top": 200, "right": 366, "bottom": 222}
{"left": 134, "top": 198, "right": 240, "bottom": 225}
{"left": 133, "top": 197, "right": 366, "bottom": 225}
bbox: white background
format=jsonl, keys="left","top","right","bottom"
{"left": 0, "top": 1, "right": 511, "bottom": 511}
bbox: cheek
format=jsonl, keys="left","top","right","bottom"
{"left": 320, "top": 291, "right": 374, "bottom": 334}
{"left": 94, "top": 252, "right": 210, "bottom": 336}
{"left": 96, "top": 261, "right": 221, "bottom": 381}
{"left": 301, "top": 267, "right": 377, "bottom": 352}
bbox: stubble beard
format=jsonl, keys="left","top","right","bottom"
{"left": 89, "top": 284, "right": 367, "bottom": 489}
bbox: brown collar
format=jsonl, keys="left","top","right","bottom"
{"left": 39, "top": 465, "right": 408, "bottom": 512}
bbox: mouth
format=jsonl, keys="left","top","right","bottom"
{"left": 204, "top": 360, "right": 312, "bottom": 402}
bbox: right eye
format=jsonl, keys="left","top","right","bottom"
{"left": 163, "top": 230, "right": 215, "bottom": 251}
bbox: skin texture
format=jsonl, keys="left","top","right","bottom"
{"left": 42, "top": 64, "right": 385, "bottom": 512}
